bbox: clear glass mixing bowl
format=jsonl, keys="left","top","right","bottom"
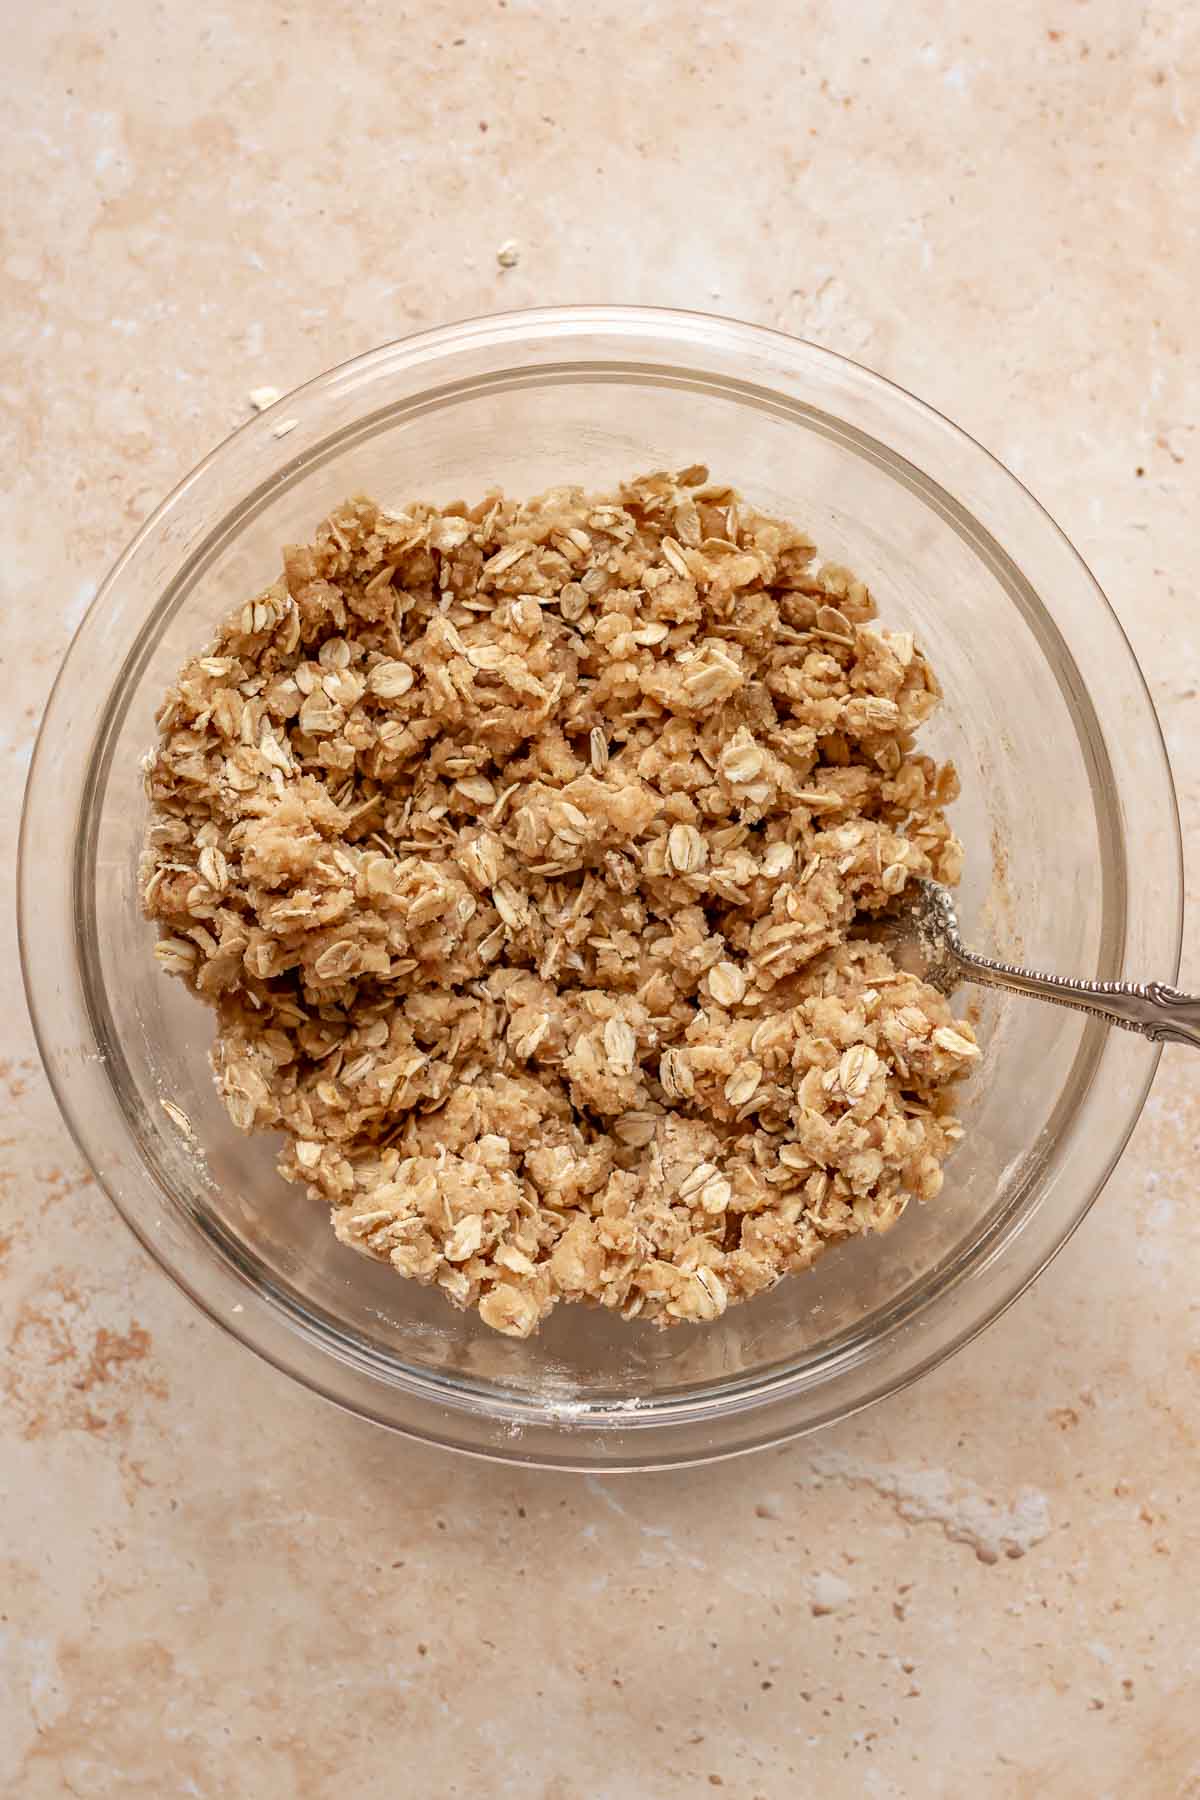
{"left": 19, "top": 306, "right": 1182, "bottom": 1469}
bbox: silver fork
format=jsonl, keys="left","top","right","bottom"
{"left": 892, "top": 878, "right": 1200, "bottom": 1049}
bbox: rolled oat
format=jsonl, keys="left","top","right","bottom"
{"left": 141, "top": 467, "right": 979, "bottom": 1337}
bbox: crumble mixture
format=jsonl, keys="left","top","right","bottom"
{"left": 141, "top": 467, "right": 979, "bottom": 1338}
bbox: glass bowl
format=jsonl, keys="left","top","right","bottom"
{"left": 19, "top": 305, "right": 1182, "bottom": 1470}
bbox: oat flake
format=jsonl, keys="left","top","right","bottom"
{"left": 141, "top": 467, "right": 978, "bottom": 1337}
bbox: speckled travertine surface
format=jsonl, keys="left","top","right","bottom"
{"left": 3, "top": 4, "right": 1198, "bottom": 1795}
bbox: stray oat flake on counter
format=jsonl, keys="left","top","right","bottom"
{"left": 140, "top": 466, "right": 980, "bottom": 1338}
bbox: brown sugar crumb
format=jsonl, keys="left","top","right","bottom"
{"left": 140, "top": 467, "right": 979, "bottom": 1337}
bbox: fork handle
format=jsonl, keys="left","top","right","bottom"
{"left": 954, "top": 950, "right": 1200, "bottom": 1049}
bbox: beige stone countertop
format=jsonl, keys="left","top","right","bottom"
{"left": 3, "top": 3, "right": 1198, "bottom": 1795}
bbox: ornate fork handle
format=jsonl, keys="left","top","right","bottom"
{"left": 954, "top": 949, "right": 1200, "bottom": 1048}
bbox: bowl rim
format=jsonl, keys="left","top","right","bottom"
{"left": 19, "top": 302, "right": 1183, "bottom": 1470}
